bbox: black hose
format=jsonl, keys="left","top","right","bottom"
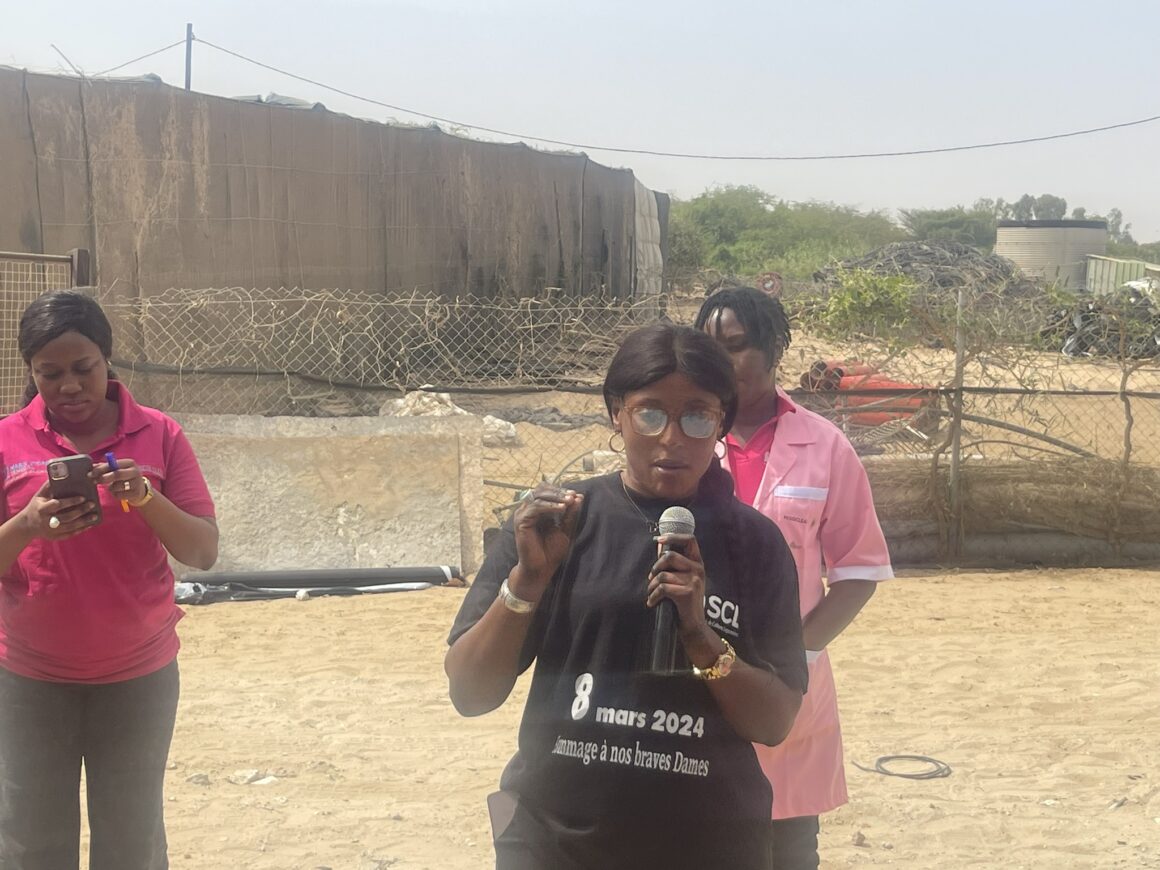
{"left": 853, "top": 755, "right": 952, "bottom": 780}
{"left": 181, "top": 566, "right": 460, "bottom": 589}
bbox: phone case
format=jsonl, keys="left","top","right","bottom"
{"left": 46, "top": 454, "right": 102, "bottom": 523}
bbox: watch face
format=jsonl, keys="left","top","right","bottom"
{"left": 717, "top": 641, "right": 736, "bottom": 677}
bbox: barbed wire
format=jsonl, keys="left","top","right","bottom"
{"left": 102, "top": 287, "right": 667, "bottom": 392}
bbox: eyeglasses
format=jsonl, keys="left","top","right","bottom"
{"left": 622, "top": 405, "right": 723, "bottom": 439}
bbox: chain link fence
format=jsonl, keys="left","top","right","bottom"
{"left": 92, "top": 283, "right": 1159, "bottom": 558}
{"left": 0, "top": 251, "right": 78, "bottom": 414}
{"left": 98, "top": 287, "right": 660, "bottom": 521}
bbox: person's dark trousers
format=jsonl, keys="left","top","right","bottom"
{"left": 770, "top": 815, "right": 821, "bottom": 870}
{"left": 0, "top": 660, "right": 179, "bottom": 870}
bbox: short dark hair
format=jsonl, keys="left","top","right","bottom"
{"left": 19, "top": 289, "right": 114, "bottom": 363}
{"left": 603, "top": 322, "right": 738, "bottom": 436}
{"left": 694, "top": 286, "right": 792, "bottom": 369}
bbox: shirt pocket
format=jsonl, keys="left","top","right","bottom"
{"left": 770, "top": 486, "right": 827, "bottom": 551}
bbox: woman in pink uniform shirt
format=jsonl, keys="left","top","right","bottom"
{"left": 696, "top": 286, "right": 893, "bottom": 870}
{"left": 0, "top": 290, "right": 218, "bottom": 869}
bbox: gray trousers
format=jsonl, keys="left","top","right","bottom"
{"left": 0, "top": 660, "right": 179, "bottom": 870}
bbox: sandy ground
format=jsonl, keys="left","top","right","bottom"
{"left": 73, "top": 566, "right": 1160, "bottom": 869}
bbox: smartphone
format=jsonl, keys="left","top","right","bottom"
{"left": 46, "top": 454, "right": 102, "bottom": 524}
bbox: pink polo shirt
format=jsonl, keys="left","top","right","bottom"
{"left": 0, "top": 381, "right": 215, "bottom": 683}
{"left": 724, "top": 397, "right": 794, "bottom": 505}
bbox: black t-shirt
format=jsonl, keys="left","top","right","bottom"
{"left": 449, "top": 472, "right": 806, "bottom": 869}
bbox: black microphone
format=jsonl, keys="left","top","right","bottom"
{"left": 649, "top": 506, "right": 695, "bottom": 675}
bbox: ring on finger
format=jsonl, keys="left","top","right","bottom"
{"left": 123, "top": 480, "right": 133, "bottom": 492}
{"left": 48, "top": 516, "right": 61, "bottom": 530}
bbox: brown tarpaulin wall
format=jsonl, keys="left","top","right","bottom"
{"left": 0, "top": 68, "right": 659, "bottom": 318}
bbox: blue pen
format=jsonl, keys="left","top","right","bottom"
{"left": 105, "top": 452, "right": 130, "bottom": 512}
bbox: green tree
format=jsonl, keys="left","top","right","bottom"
{"left": 666, "top": 185, "right": 905, "bottom": 281}
{"left": 899, "top": 195, "right": 1152, "bottom": 256}
{"left": 1033, "top": 194, "right": 1068, "bottom": 220}
{"left": 1108, "top": 239, "right": 1159, "bottom": 261}
{"left": 664, "top": 187, "right": 1159, "bottom": 288}
{"left": 1011, "top": 194, "right": 1036, "bottom": 221}
{"left": 665, "top": 207, "right": 710, "bottom": 283}
{"left": 682, "top": 185, "right": 777, "bottom": 248}
{"left": 1103, "top": 208, "right": 1134, "bottom": 244}
{"left": 899, "top": 206, "right": 996, "bottom": 249}
{"left": 992, "top": 198, "right": 1014, "bottom": 220}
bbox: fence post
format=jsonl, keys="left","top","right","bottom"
{"left": 184, "top": 24, "right": 194, "bottom": 91}
{"left": 947, "top": 284, "right": 966, "bottom": 557}
{"left": 68, "top": 248, "right": 91, "bottom": 287}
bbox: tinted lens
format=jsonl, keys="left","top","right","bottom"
{"left": 629, "top": 406, "right": 668, "bottom": 436}
{"left": 679, "top": 411, "right": 720, "bottom": 439}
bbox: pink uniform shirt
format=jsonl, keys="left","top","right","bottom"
{"left": 725, "top": 396, "right": 792, "bottom": 506}
{"left": 723, "top": 387, "right": 893, "bottom": 819}
{"left": 0, "top": 381, "right": 215, "bottom": 683}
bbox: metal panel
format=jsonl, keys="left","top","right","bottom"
{"left": 1086, "top": 255, "right": 1155, "bottom": 295}
{"left": 995, "top": 225, "right": 1107, "bottom": 289}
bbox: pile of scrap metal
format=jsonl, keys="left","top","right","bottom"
{"left": 813, "top": 240, "right": 1038, "bottom": 296}
{"left": 797, "top": 359, "right": 940, "bottom": 443}
{"left": 1042, "top": 281, "right": 1160, "bottom": 359}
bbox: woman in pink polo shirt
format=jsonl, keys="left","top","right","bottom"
{"left": 0, "top": 290, "right": 218, "bottom": 869}
{"left": 696, "top": 286, "right": 894, "bottom": 870}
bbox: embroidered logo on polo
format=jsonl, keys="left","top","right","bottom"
{"left": 3, "top": 459, "right": 50, "bottom": 480}
{"left": 774, "top": 485, "right": 826, "bottom": 527}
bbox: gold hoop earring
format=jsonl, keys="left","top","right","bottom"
{"left": 608, "top": 431, "right": 625, "bottom": 454}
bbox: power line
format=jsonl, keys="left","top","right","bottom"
{"left": 194, "top": 35, "right": 1160, "bottom": 161}
{"left": 50, "top": 44, "right": 84, "bottom": 77}
{"left": 94, "top": 39, "right": 186, "bottom": 78}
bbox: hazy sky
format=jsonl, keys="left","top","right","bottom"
{"left": 4, "top": 0, "right": 1159, "bottom": 239}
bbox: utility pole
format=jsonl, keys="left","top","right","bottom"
{"left": 184, "top": 23, "right": 193, "bottom": 90}
{"left": 947, "top": 284, "right": 966, "bottom": 557}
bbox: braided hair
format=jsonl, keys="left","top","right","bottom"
{"left": 694, "top": 285, "right": 792, "bottom": 371}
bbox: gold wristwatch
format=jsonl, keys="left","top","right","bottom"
{"left": 128, "top": 476, "right": 155, "bottom": 508}
{"left": 692, "top": 637, "right": 736, "bottom": 681}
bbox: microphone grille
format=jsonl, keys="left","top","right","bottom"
{"left": 658, "top": 506, "right": 695, "bottom": 536}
